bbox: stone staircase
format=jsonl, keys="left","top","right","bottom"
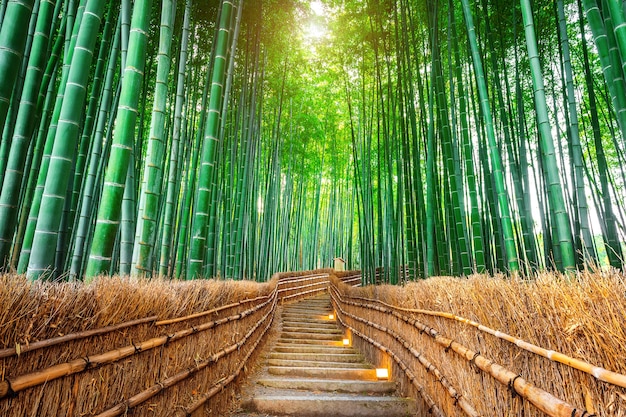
{"left": 231, "top": 294, "right": 415, "bottom": 417}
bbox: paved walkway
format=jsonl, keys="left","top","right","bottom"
{"left": 231, "top": 294, "right": 415, "bottom": 417}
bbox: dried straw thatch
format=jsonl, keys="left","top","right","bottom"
{"left": 0, "top": 273, "right": 275, "bottom": 416}
{"left": 331, "top": 270, "right": 626, "bottom": 417}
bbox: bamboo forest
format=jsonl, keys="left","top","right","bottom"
{"left": 0, "top": 0, "right": 625, "bottom": 283}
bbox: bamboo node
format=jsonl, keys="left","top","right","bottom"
{"left": 82, "top": 356, "right": 92, "bottom": 369}
{"left": 445, "top": 339, "right": 454, "bottom": 352}
{"left": 470, "top": 351, "right": 480, "bottom": 373}
{"left": 132, "top": 341, "right": 141, "bottom": 354}
{"left": 165, "top": 334, "right": 173, "bottom": 345}
{"left": 508, "top": 374, "right": 522, "bottom": 398}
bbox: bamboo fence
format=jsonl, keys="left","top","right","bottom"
{"left": 330, "top": 271, "right": 626, "bottom": 417}
{"left": 0, "top": 269, "right": 345, "bottom": 416}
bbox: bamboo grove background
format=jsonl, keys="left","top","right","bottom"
{"left": 0, "top": 0, "right": 624, "bottom": 282}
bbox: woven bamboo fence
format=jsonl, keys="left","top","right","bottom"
{"left": 0, "top": 269, "right": 346, "bottom": 416}
{"left": 330, "top": 270, "right": 626, "bottom": 417}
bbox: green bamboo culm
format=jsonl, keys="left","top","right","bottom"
{"left": 460, "top": 0, "right": 519, "bottom": 273}
{"left": 0, "top": 0, "right": 54, "bottom": 268}
{"left": 0, "top": 0, "right": 34, "bottom": 147}
{"left": 26, "top": 0, "right": 106, "bottom": 280}
{"left": 160, "top": 0, "right": 192, "bottom": 277}
{"left": 188, "top": 0, "right": 235, "bottom": 279}
{"left": 520, "top": 0, "right": 576, "bottom": 272}
{"left": 132, "top": 0, "right": 177, "bottom": 275}
{"left": 85, "top": 0, "right": 153, "bottom": 279}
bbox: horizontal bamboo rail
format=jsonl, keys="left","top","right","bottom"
{"left": 330, "top": 288, "right": 480, "bottom": 417}
{"left": 96, "top": 295, "right": 277, "bottom": 417}
{"left": 0, "top": 290, "right": 275, "bottom": 400}
{"left": 155, "top": 294, "right": 270, "bottom": 326}
{"left": 345, "top": 293, "right": 626, "bottom": 389}
{"left": 0, "top": 315, "right": 158, "bottom": 359}
{"left": 277, "top": 279, "right": 327, "bottom": 294}
{"left": 330, "top": 284, "right": 594, "bottom": 417}
{"left": 281, "top": 286, "right": 329, "bottom": 302}
{"left": 277, "top": 273, "right": 329, "bottom": 284}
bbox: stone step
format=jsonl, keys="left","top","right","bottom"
{"left": 272, "top": 344, "right": 356, "bottom": 354}
{"left": 282, "top": 326, "right": 342, "bottom": 335}
{"left": 281, "top": 322, "right": 339, "bottom": 331}
{"left": 266, "top": 358, "right": 371, "bottom": 369}
{"left": 269, "top": 352, "right": 363, "bottom": 362}
{"left": 257, "top": 377, "right": 397, "bottom": 394}
{"left": 284, "top": 303, "right": 331, "bottom": 309}
{"left": 268, "top": 366, "right": 378, "bottom": 380}
{"left": 281, "top": 331, "right": 342, "bottom": 341}
{"left": 276, "top": 338, "right": 341, "bottom": 347}
{"left": 243, "top": 394, "right": 415, "bottom": 417}
{"left": 281, "top": 318, "right": 336, "bottom": 325}
{"left": 281, "top": 313, "right": 333, "bottom": 322}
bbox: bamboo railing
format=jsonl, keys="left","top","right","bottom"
{"left": 329, "top": 276, "right": 605, "bottom": 417}
{"left": 0, "top": 269, "right": 346, "bottom": 417}
{"left": 354, "top": 295, "right": 626, "bottom": 389}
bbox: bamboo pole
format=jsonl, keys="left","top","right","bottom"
{"left": 0, "top": 316, "right": 157, "bottom": 359}
{"left": 344, "top": 321, "right": 446, "bottom": 417}
{"left": 181, "top": 301, "right": 276, "bottom": 415}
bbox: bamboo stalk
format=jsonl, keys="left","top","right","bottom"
{"left": 0, "top": 316, "right": 158, "bottom": 359}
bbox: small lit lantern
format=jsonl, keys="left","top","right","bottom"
{"left": 342, "top": 338, "right": 350, "bottom": 346}
{"left": 328, "top": 313, "right": 335, "bottom": 320}
{"left": 376, "top": 368, "right": 389, "bottom": 380}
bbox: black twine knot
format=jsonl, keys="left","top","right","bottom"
{"left": 508, "top": 374, "right": 522, "bottom": 398}
{"left": 470, "top": 351, "right": 480, "bottom": 373}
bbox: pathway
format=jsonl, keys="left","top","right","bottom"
{"left": 231, "top": 294, "right": 415, "bottom": 416}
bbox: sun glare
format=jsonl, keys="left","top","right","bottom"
{"left": 303, "top": 1, "right": 329, "bottom": 49}
{"left": 311, "top": 1, "right": 324, "bottom": 16}
{"left": 305, "top": 22, "right": 326, "bottom": 40}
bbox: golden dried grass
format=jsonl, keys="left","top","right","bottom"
{"left": 0, "top": 273, "right": 276, "bottom": 417}
{"left": 333, "top": 269, "right": 626, "bottom": 416}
